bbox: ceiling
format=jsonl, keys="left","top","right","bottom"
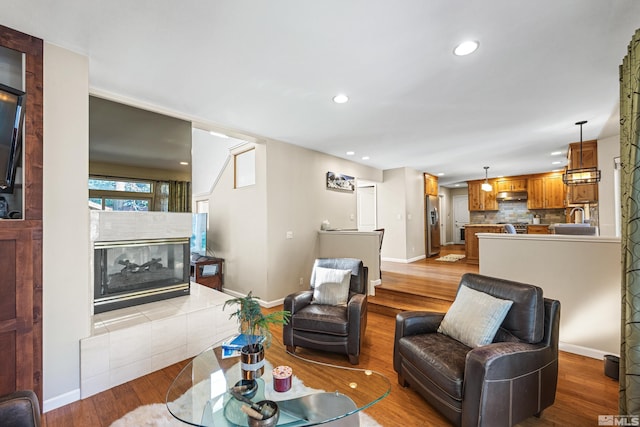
{"left": 2, "top": 0, "right": 639, "bottom": 186}
{"left": 89, "top": 96, "right": 192, "bottom": 172}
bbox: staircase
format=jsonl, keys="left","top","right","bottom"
{"left": 368, "top": 248, "right": 477, "bottom": 316}
{"left": 368, "top": 286, "right": 454, "bottom": 317}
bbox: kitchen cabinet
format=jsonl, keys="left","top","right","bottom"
{"left": 527, "top": 173, "right": 565, "bottom": 209}
{"left": 527, "top": 224, "right": 551, "bottom": 234}
{"left": 465, "top": 225, "right": 505, "bottom": 264}
{"left": 566, "top": 140, "right": 598, "bottom": 203}
{"left": 424, "top": 173, "right": 438, "bottom": 196}
{"left": 467, "top": 180, "right": 498, "bottom": 211}
{"left": 496, "top": 178, "right": 527, "bottom": 192}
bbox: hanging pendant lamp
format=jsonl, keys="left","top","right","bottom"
{"left": 481, "top": 166, "right": 492, "bottom": 192}
{"left": 562, "top": 120, "right": 601, "bottom": 185}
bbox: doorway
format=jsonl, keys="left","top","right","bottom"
{"left": 452, "top": 195, "right": 469, "bottom": 244}
{"left": 357, "top": 181, "right": 377, "bottom": 231}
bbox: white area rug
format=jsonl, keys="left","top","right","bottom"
{"left": 435, "top": 254, "right": 465, "bottom": 262}
{"left": 109, "top": 403, "right": 382, "bottom": 427}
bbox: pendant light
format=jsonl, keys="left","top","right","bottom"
{"left": 481, "top": 166, "right": 492, "bottom": 192}
{"left": 562, "top": 120, "right": 601, "bottom": 185}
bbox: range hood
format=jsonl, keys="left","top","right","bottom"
{"left": 496, "top": 191, "right": 528, "bottom": 201}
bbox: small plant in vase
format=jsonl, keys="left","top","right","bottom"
{"left": 223, "top": 291, "right": 290, "bottom": 379}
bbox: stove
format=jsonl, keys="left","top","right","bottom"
{"left": 497, "top": 222, "right": 528, "bottom": 234}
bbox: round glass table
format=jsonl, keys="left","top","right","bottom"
{"left": 166, "top": 337, "right": 390, "bottom": 426}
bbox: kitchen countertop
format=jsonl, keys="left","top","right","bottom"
{"left": 464, "top": 224, "right": 507, "bottom": 227}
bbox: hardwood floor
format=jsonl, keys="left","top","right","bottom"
{"left": 42, "top": 248, "right": 618, "bottom": 426}
{"left": 369, "top": 244, "right": 475, "bottom": 315}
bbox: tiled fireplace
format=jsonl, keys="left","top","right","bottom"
{"left": 90, "top": 211, "right": 193, "bottom": 314}
{"left": 81, "top": 212, "right": 237, "bottom": 398}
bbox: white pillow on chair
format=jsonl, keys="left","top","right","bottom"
{"left": 311, "top": 267, "right": 351, "bottom": 306}
{"left": 437, "top": 285, "right": 513, "bottom": 348}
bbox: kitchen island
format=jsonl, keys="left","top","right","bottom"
{"left": 464, "top": 224, "right": 505, "bottom": 264}
{"left": 477, "top": 232, "right": 620, "bottom": 358}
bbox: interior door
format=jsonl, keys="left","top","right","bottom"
{"left": 357, "top": 184, "right": 377, "bottom": 231}
{"left": 453, "top": 195, "right": 470, "bottom": 244}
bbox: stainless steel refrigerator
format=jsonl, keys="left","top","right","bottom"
{"left": 425, "top": 195, "right": 441, "bottom": 257}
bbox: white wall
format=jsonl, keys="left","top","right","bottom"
{"left": 42, "top": 44, "right": 90, "bottom": 409}
{"left": 377, "top": 167, "right": 426, "bottom": 262}
{"left": 479, "top": 234, "right": 621, "bottom": 358}
{"left": 378, "top": 168, "right": 408, "bottom": 261}
{"left": 197, "top": 137, "right": 383, "bottom": 304}
{"left": 191, "top": 128, "right": 238, "bottom": 197}
{"left": 265, "top": 139, "right": 382, "bottom": 301}
{"left": 205, "top": 142, "right": 269, "bottom": 300}
{"left": 404, "top": 168, "right": 425, "bottom": 260}
{"left": 598, "top": 134, "right": 619, "bottom": 237}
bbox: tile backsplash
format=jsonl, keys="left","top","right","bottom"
{"left": 469, "top": 201, "right": 566, "bottom": 224}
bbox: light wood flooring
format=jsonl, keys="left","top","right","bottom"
{"left": 42, "top": 247, "right": 618, "bottom": 426}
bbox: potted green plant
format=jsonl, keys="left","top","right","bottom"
{"left": 223, "top": 292, "right": 290, "bottom": 379}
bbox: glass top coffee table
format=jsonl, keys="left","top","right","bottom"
{"left": 166, "top": 337, "right": 390, "bottom": 426}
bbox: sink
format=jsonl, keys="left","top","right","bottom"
{"left": 552, "top": 223, "right": 599, "bottom": 236}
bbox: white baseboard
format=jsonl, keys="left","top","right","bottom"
{"left": 382, "top": 255, "right": 426, "bottom": 264}
{"left": 369, "top": 279, "right": 381, "bottom": 296}
{"left": 223, "top": 289, "right": 284, "bottom": 308}
{"left": 559, "top": 341, "right": 618, "bottom": 360}
{"left": 44, "top": 389, "right": 80, "bottom": 413}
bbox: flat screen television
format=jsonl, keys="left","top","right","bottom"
{"left": 0, "top": 83, "right": 25, "bottom": 193}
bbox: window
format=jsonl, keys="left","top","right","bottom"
{"left": 234, "top": 148, "right": 255, "bottom": 188}
{"left": 88, "top": 177, "right": 154, "bottom": 211}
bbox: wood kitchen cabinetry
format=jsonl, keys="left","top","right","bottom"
{"left": 424, "top": 173, "right": 438, "bottom": 196}
{"left": 495, "top": 178, "right": 527, "bottom": 192}
{"left": 566, "top": 140, "right": 598, "bottom": 204}
{"left": 527, "top": 225, "right": 551, "bottom": 234}
{"left": 527, "top": 173, "right": 565, "bottom": 209}
{"left": 464, "top": 225, "right": 505, "bottom": 264}
{"left": 468, "top": 180, "right": 498, "bottom": 211}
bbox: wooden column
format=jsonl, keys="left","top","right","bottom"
{"left": 0, "top": 24, "right": 44, "bottom": 408}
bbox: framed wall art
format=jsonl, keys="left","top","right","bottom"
{"left": 326, "top": 171, "right": 355, "bottom": 192}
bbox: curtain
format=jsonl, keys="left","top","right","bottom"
{"left": 168, "top": 180, "right": 191, "bottom": 213}
{"left": 151, "top": 180, "right": 191, "bottom": 212}
{"left": 620, "top": 28, "right": 640, "bottom": 414}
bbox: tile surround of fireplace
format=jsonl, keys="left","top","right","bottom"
{"left": 83, "top": 212, "right": 237, "bottom": 399}
{"left": 80, "top": 283, "right": 237, "bottom": 398}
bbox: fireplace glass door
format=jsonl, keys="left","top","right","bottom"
{"left": 94, "top": 238, "right": 190, "bottom": 313}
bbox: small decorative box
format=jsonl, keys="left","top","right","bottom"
{"left": 272, "top": 365, "right": 292, "bottom": 392}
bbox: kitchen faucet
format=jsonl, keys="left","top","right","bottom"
{"left": 569, "top": 207, "right": 585, "bottom": 223}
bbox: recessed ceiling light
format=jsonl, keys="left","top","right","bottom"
{"left": 180, "top": 161, "right": 189, "bottom": 166}
{"left": 453, "top": 40, "right": 479, "bottom": 56}
{"left": 437, "top": 172, "right": 445, "bottom": 176}
{"left": 362, "top": 156, "right": 370, "bottom": 160}
{"left": 333, "top": 94, "right": 349, "bottom": 104}
{"left": 454, "top": 184, "right": 460, "bottom": 187}
{"left": 552, "top": 161, "right": 562, "bottom": 165}
{"left": 551, "top": 151, "right": 563, "bottom": 156}
{"left": 209, "top": 131, "right": 229, "bottom": 139}
{"left": 346, "top": 151, "right": 355, "bottom": 156}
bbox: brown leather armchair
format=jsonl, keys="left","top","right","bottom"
{"left": 394, "top": 273, "right": 560, "bottom": 427}
{"left": 283, "top": 258, "right": 368, "bottom": 364}
{"left": 0, "top": 390, "right": 41, "bottom": 427}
